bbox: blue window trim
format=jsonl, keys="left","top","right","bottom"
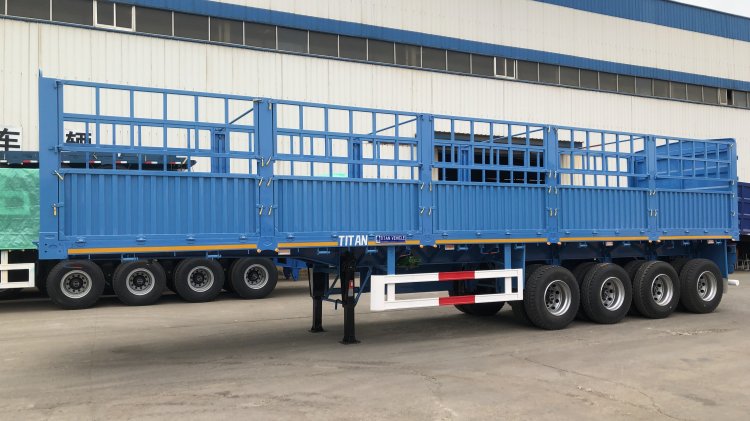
{"left": 116, "top": 0, "right": 750, "bottom": 91}
{"left": 535, "top": 0, "right": 750, "bottom": 43}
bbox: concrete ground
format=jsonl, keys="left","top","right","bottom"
{"left": 0, "top": 272, "right": 749, "bottom": 421}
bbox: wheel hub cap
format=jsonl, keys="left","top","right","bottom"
{"left": 188, "top": 267, "right": 214, "bottom": 293}
{"left": 544, "top": 280, "right": 572, "bottom": 316}
{"left": 61, "top": 270, "right": 92, "bottom": 299}
{"left": 600, "top": 276, "right": 625, "bottom": 311}
{"left": 244, "top": 264, "right": 269, "bottom": 290}
{"left": 696, "top": 271, "right": 717, "bottom": 302}
{"left": 126, "top": 269, "right": 155, "bottom": 296}
{"left": 650, "top": 274, "right": 673, "bottom": 306}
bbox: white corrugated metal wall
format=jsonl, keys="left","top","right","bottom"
{"left": 1, "top": 1, "right": 749, "bottom": 180}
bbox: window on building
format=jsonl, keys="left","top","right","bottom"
{"left": 687, "top": 84, "right": 703, "bottom": 102}
{"left": 96, "top": 1, "right": 114, "bottom": 26}
{"left": 174, "top": 12, "right": 208, "bottom": 40}
{"left": 368, "top": 39, "right": 394, "bottom": 64}
{"left": 539, "top": 63, "right": 559, "bottom": 84}
{"left": 635, "top": 77, "right": 652, "bottom": 96}
{"left": 278, "top": 27, "right": 308, "bottom": 53}
{"left": 245, "top": 23, "right": 276, "bottom": 49}
{"left": 719, "top": 88, "right": 728, "bottom": 105}
{"left": 703, "top": 87, "right": 719, "bottom": 104}
{"left": 339, "top": 36, "right": 366, "bottom": 60}
{"left": 653, "top": 79, "right": 669, "bottom": 98}
{"left": 670, "top": 82, "right": 687, "bottom": 100}
{"left": 52, "top": 0, "right": 93, "bottom": 25}
{"left": 471, "top": 54, "right": 494, "bottom": 76}
{"left": 580, "top": 69, "right": 598, "bottom": 89}
{"left": 309, "top": 32, "right": 338, "bottom": 56}
{"left": 506, "top": 59, "right": 516, "bottom": 78}
{"left": 8, "top": 0, "right": 51, "bottom": 20}
{"left": 115, "top": 3, "right": 132, "bottom": 28}
{"left": 422, "top": 47, "right": 446, "bottom": 70}
{"left": 560, "top": 66, "right": 579, "bottom": 86}
{"left": 732, "top": 91, "right": 748, "bottom": 108}
{"left": 447, "top": 51, "right": 470, "bottom": 73}
{"left": 517, "top": 61, "right": 538, "bottom": 82}
{"left": 599, "top": 72, "right": 617, "bottom": 92}
{"left": 135, "top": 7, "right": 172, "bottom": 36}
{"left": 210, "top": 17, "right": 242, "bottom": 44}
{"left": 395, "top": 43, "right": 421, "bottom": 67}
{"left": 617, "top": 75, "right": 635, "bottom": 94}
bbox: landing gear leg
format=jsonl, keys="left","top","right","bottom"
{"left": 309, "top": 270, "right": 327, "bottom": 333}
{"left": 340, "top": 253, "right": 359, "bottom": 345}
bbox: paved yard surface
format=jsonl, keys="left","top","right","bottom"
{"left": 1, "top": 272, "right": 748, "bottom": 420}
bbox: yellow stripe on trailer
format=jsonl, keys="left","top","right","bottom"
{"left": 435, "top": 238, "right": 547, "bottom": 245}
{"left": 68, "top": 243, "right": 259, "bottom": 255}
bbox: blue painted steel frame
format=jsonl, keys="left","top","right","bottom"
{"left": 37, "top": 77, "right": 739, "bottom": 275}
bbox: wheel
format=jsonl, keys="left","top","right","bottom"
{"left": 46, "top": 260, "right": 105, "bottom": 309}
{"left": 671, "top": 257, "right": 691, "bottom": 277}
{"left": 112, "top": 260, "right": 166, "bottom": 306}
{"left": 229, "top": 258, "right": 278, "bottom": 299}
{"left": 572, "top": 261, "right": 597, "bottom": 320}
{"left": 632, "top": 261, "right": 680, "bottom": 319}
{"left": 580, "top": 263, "right": 632, "bottom": 324}
{"left": 623, "top": 260, "right": 648, "bottom": 316}
{"left": 678, "top": 259, "right": 723, "bottom": 314}
{"left": 511, "top": 264, "right": 544, "bottom": 325}
{"left": 462, "top": 301, "right": 505, "bottom": 316}
{"left": 523, "top": 265, "right": 579, "bottom": 330}
{"left": 173, "top": 258, "right": 225, "bottom": 302}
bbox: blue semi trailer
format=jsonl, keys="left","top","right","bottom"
{"left": 1, "top": 76, "right": 741, "bottom": 342}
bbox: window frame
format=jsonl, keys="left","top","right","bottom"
{"left": 94, "top": 1, "right": 134, "bottom": 30}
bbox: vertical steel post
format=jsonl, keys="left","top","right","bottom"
{"left": 340, "top": 253, "right": 359, "bottom": 344}
{"left": 309, "top": 269, "right": 327, "bottom": 333}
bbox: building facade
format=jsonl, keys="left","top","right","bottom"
{"left": 1, "top": 0, "right": 749, "bottom": 179}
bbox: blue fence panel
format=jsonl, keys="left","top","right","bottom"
{"left": 433, "top": 184, "right": 546, "bottom": 236}
{"left": 558, "top": 186, "right": 649, "bottom": 238}
{"left": 275, "top": 178, "right": 419, "bottom": 235}
{"left": 657, "top": 191, "right": 733, "bottom": 234}
{"left": 36, "top": 76, "right": 739, "bottom": 259}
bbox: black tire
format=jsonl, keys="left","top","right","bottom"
{"left": 230, "top": 258, "right": 278, "bottom": 299}
{"left": 572, "top": 262, "right": 597, "bottom": 320}
{"left": 112, "top": 260, "right": 166, "bottom": 306}
{"left": 623, "top": 260, "right": 648, "bottom": 316}
{"left": 671, "top": 257, "right": 691, "bottom": 277}
{"left": 632, "top": 261, "right": 680, "bottom": 319}
{"left": 46, "top": 260, "right": 105, "bottom": 309}
{"left": 523, "top": 265, "right": 580, "bottom": 330}
{"left": 462, "top": 301, "right": 505, "bottom": 316}
{"left": 580, "top": 263, "right": 632, "bottom": 324}
{"left": 678, "top": 259, "right": 723, "bottom": 314}
{"left": 511, "top": 264, "right": 544, "bottom": 325}
{"left": 173, "top": 258, "right": 224, "bottom": 302}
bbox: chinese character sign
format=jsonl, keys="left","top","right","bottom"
{"left": 0, "top": 126, "right": 22, "bottom": 151}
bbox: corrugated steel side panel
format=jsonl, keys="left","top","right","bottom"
{"left": 62, "top": 173, "right": 259, "bottom": 238}
{"left": 558, "top": 187, "right": 648, "bottom": 234}
{"left": 738, "top": 182, "right": 750, "bottom": 235}
{"left": 433, "top": 184, "right": 546, "bottom": 233}
{"left": 274, "top": 179, "right": 419, "bottom": 234}
{"left": 656, "top": 191, "right": 733, "bottom": 232}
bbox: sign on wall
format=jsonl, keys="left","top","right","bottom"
{"left": 0, "top": 126, "right": 22, "bottom": 151}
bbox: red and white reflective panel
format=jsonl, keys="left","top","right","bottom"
{"left": 370, "top": 269, "right": 523, "bottom": 311}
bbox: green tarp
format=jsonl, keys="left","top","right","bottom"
{"left": 0, "top": 169, "right": 39, "bottom": 250}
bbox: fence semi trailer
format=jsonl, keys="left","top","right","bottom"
{"left": 3, "top": 76, "right": 741, "bottom": 342}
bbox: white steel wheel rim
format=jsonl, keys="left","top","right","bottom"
{"left": 243, "top": 264, "right": 269, "bottom": 290}
{"left": 544, "top": 280, "right": 572, "bottom": 316}
{"left": 187, "top": 266, "right": 214, "bottom": 293}
{"left": 125, "top": 268, "right": 156, "bottom": 296}
{"left": 650, "top": 274, "right": 673, "bottom": 306}
{"left": 61, "top": 270, "right": 93, "bottom": 299}
{"left": 600, "top": 276, "right": 626, "bottom": 311}
{"left": 696, "top": 271, "right": 718, "bottom": 302}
